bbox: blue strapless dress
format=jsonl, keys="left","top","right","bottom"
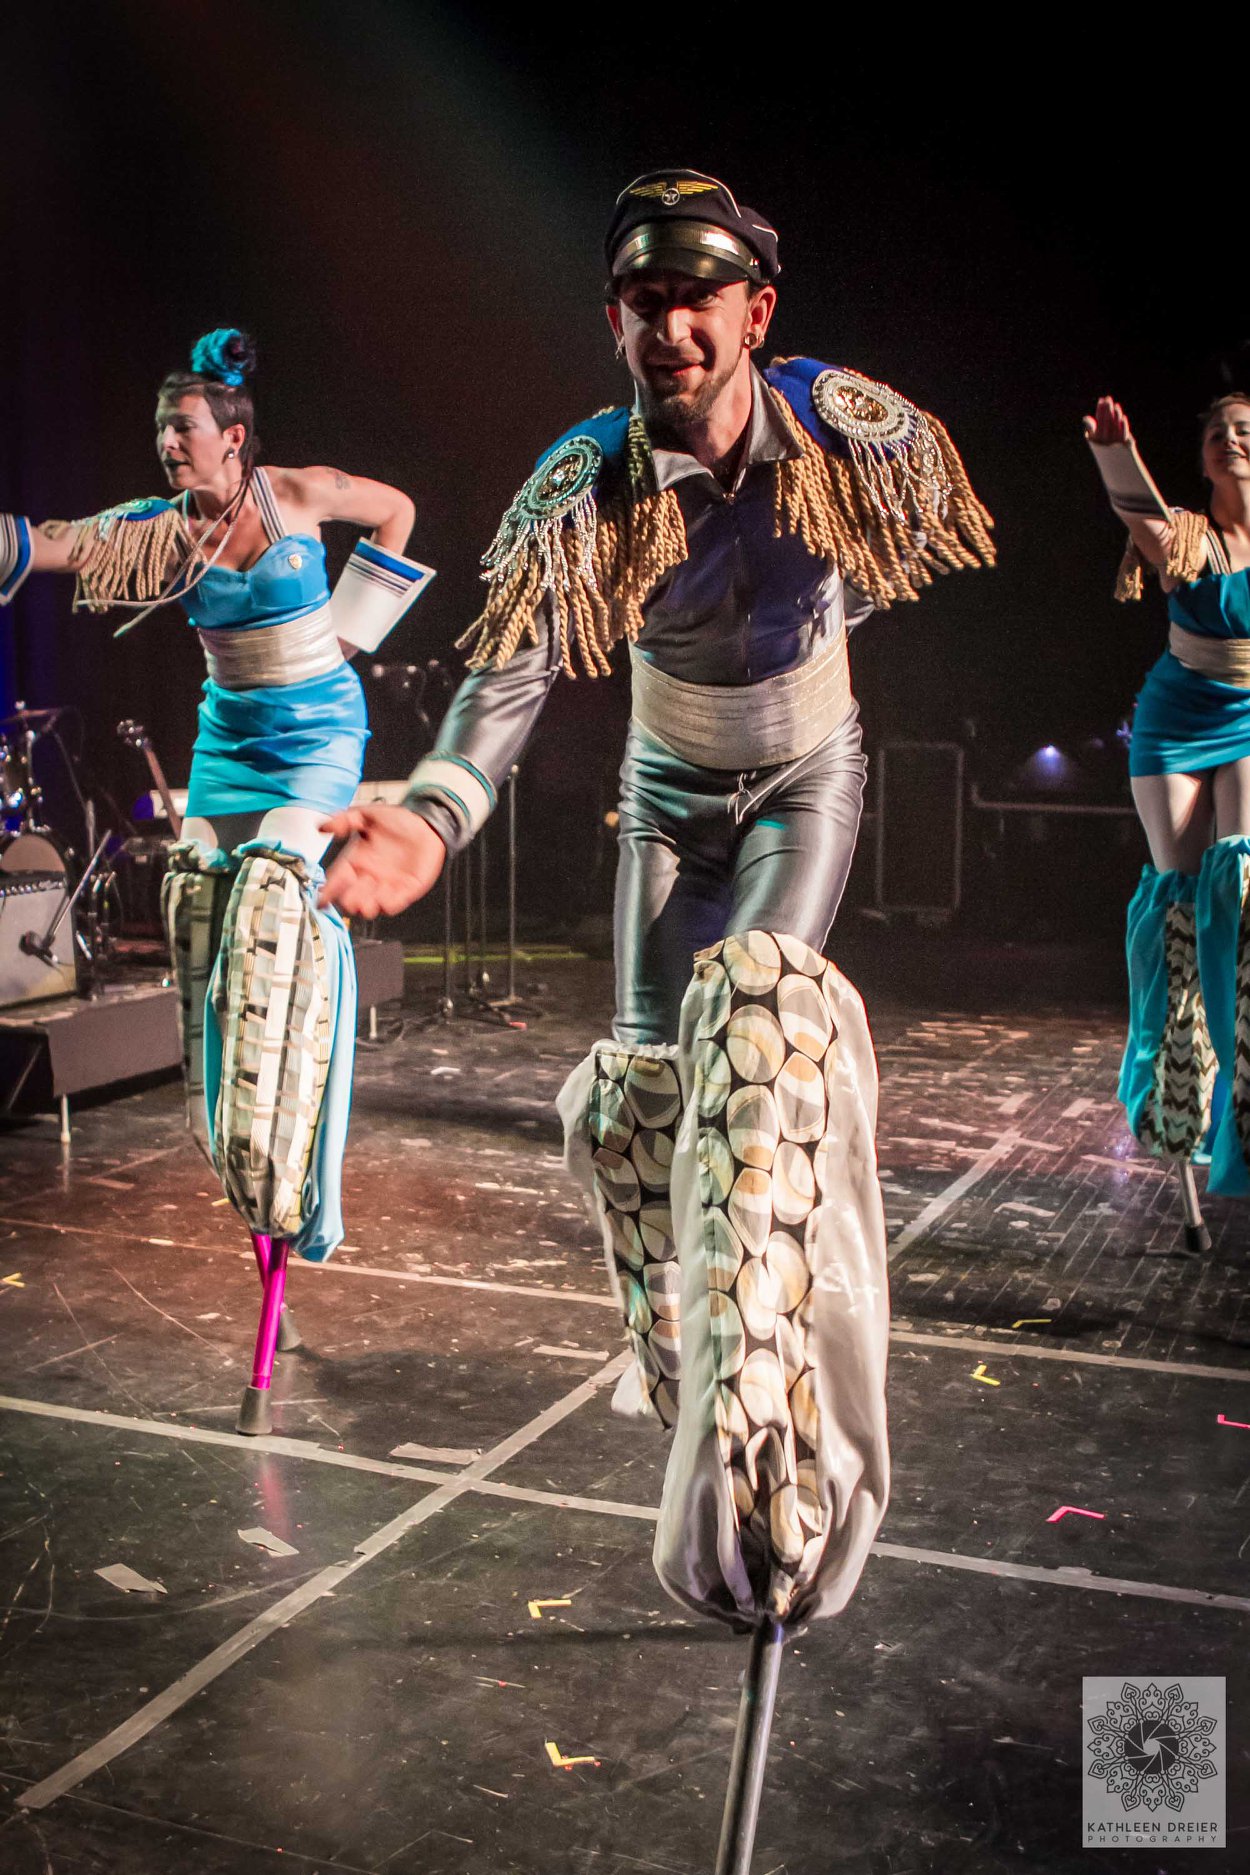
{"left": 180, "top": 535, "right": 368, "bottom": 818}
{"left": 1129, "top": 567, "right": 1250, "bottom": 777}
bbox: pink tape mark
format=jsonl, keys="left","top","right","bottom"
{"left": 1046, "top": 1505, "right": 1105, "bottom": 1524}
{"left": 1217, "top": 1414, "right": 1250, "bottom": 1430}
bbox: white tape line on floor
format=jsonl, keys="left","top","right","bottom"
{"left": 15, "top": 1353, "right": 629, "bottom": 1812}
{"left": 887, "top": 1132, "right": 1022, "bottom": 1264}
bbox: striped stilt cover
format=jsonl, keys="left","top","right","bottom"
{"left": 161, "top": 846, "right": 233, "bottom": 1158}
{"left": 214, "top": 849, "right": 332, "bottom": 1238}
{"left": 588, "top": 1044, "right": 682, "bottom": 1427}
{"left": 1138, "top": 901, "right": 1217, "bottom": 1160}
{"left": 1235, "top": 868, "right": 1250, "bottom": 1170}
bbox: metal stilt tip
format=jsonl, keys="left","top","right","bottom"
{"left": 236, "top": 1385, "right": 273, "bottom": 1437}
{"left": 1175, "top": 1163, "right": 1209, "bottom": 1254}
{"left": 714, "top": 1618, "right": 787, "bottom": 1875}
{"left": 276, "top": 1307, "right": 302, "bottom": 1353}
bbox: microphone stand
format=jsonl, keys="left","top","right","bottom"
{"left": 20, "top": 831, "right": 111, "bottom": 993}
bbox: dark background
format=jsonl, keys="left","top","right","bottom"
{"left": 0, "top": 2, "right": 1232, "bottom": 943}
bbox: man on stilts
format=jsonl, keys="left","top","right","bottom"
{"left": 321, "top": 168, "right": 994, "bottom": 1864}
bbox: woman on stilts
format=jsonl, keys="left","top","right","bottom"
{"left": 1086, "top": 388, "right": 1250, "bottom": 1225}
{"left": 0, "top": 328, "right": 432, "bottom": 1428}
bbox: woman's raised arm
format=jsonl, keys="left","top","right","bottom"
{"left": 1083, "top": 395, "right": 1192, "bottom": 573}
{"left": 273, "top": 467, "right": 416, "bottom": 553}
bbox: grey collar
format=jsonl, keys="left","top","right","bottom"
{"left": 643, "top": 367, "right": 801, "bottom": 494}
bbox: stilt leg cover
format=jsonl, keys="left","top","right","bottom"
{"left": 161, "top": 842, "right": 235, "bottom": 1159}
{"left": 1196, "top": 839, "right": 1250, "bottom": 1196}
{"left": 1118, "top": 866, "right": 1216, "bottom": 1160}
{"left": 559, "top": 1042, "right": 682, "bottom": 1426}
{"left": 207, "top": 845, "right": 345, "bottom": 1246}
{"left": 655, "top": 930, "right": 890, "bottom": 1632}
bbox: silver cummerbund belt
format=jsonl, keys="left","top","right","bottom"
{"left": 198, "top": 603, "right": 344, "bottom": 688}
{"left": 1169, "top": 622, "right": 1250, "bottom": 688}
{"left": 628, "top": 631, "right": 853, "bottom": 770}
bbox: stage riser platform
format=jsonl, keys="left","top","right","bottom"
{"left": 0, "top": 939, "right": 403, "bottom": 1117}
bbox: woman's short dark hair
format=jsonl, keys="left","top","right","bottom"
{"left": 158, "top": 328, "right": 260, "bottom": 464}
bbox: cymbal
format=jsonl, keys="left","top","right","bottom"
{"left": 0, "top": 705, "right": 63, "bottom": 731}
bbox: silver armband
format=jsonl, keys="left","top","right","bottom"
{"left": 403, "top": 755, "right": 496, "bottom": 841}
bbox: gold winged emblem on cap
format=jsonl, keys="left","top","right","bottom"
{"left": 629, "top": 178, "right": 719, "bottom": 206}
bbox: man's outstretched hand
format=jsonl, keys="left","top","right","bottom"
{"left": 318, "top": 805, "right": 446, "bottom": 918}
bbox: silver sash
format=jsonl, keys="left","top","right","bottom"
{"left": 1168, "top": 622, "right": 1250, "bottom": 688}
{"left": 198, "top": 603, "right": 343, "bottom": 689}
{"left": 629, "top": 630, "right": 853, "bottom": 771}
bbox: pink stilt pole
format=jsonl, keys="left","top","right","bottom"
{"left": 251, "top": 1237, "right": 288, "bottom": 1390}
{"left": 250, "top": 1230, "right": 301, "bottom": 1353}
{"left": 237, "top": 1236, "right": 290, "bottom": 1435}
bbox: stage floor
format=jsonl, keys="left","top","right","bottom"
{"left": 0, "top": 956, "right": 1247, "bottom": 1873}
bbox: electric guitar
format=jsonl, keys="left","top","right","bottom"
{"left": 118, "top": 719, "right": 183, "bottom": 838}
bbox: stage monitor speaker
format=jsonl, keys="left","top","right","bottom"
{"left": 874, "top": 741, "right": 964, "bottom": 920}
{"left": 0, "top": 872, "right": 78, "bottom": 1007}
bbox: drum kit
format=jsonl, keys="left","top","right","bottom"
{"left": 0, "top": 702, "right": 129, "bottom": 1008}
{"left": 0, "top": 703, "right": 67, "bottom": 879}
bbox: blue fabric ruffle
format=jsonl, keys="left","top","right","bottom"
{"left": 1119, "top": 866, "right": 1198, "bottom": 1141}
{"left": 1196, "top": 838, "right": 1250, "bottom": 1197}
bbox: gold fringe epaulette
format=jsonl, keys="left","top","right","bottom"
{"left": 460, "top": 367, "right": 995, "bottom": 678}
{"left": 1115, "top": 508, "right": 1210, "bottom": 602}
{"left": 766, "top": 382, "right": 995, "bottom": 609}
{"left": 68, "top": 499, "right": 193, "bottom": 614}
{"left": 459, "top": 415, "right": 686, "bottom": 678}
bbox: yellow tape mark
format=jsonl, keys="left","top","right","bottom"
{"left": 970, "top": 1362, "right": 1000, "bottom": 1386}
{"left": 545, "top": 1740, "right": 600, "bottom": 1769}
{"left": 528, "top": 1597, "right": 572, "bottom": 1619}
{"left": 1012, "top": 1317, "right": 1051, "bottom": 1329}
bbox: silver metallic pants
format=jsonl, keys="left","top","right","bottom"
{"left": 613, "top": 706, "right": 868, "bottom": 1045}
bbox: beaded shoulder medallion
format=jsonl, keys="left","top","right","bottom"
{"left": 810, "top": 368, "right": 948, "bottom": 525}
{"left": 811, "top": 370, "right": 918, "bottom": 450}
{"left": 516, "top": 436, "right": 603, "bottom": 521}
{"left": 482, "top": 434, "right": 605, "bottom": 594}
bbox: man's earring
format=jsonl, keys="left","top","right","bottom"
{"left": 225, "top": 448, "right": 236, "bottom": 459}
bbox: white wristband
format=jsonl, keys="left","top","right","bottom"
{"left": 330, "top": 538, "right": 436, "bottom": 652}
{"left": 1086, "top": 438, "right": 1170, "bottom": 521}
{"left": 404, "top": 756, "right": 496, "bottom": 840}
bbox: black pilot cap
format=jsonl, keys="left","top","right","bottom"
{"left": 605, "top": 169, "right": 780, "bottom": 288}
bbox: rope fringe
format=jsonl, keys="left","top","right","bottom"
{"left": 772, "top": 397, "right": 994, "bottom": 608}
{"left": 459, "top": 412, "right": 687, "bottom": 677}
{"left": 461, "top": 388, "right": 994, "bottom": 675}
{"left": 1115, "top": 508, "right": 1210, "bottom": 602}
{"left": 70, "top": 502, "right": 196, "bottom": 614}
